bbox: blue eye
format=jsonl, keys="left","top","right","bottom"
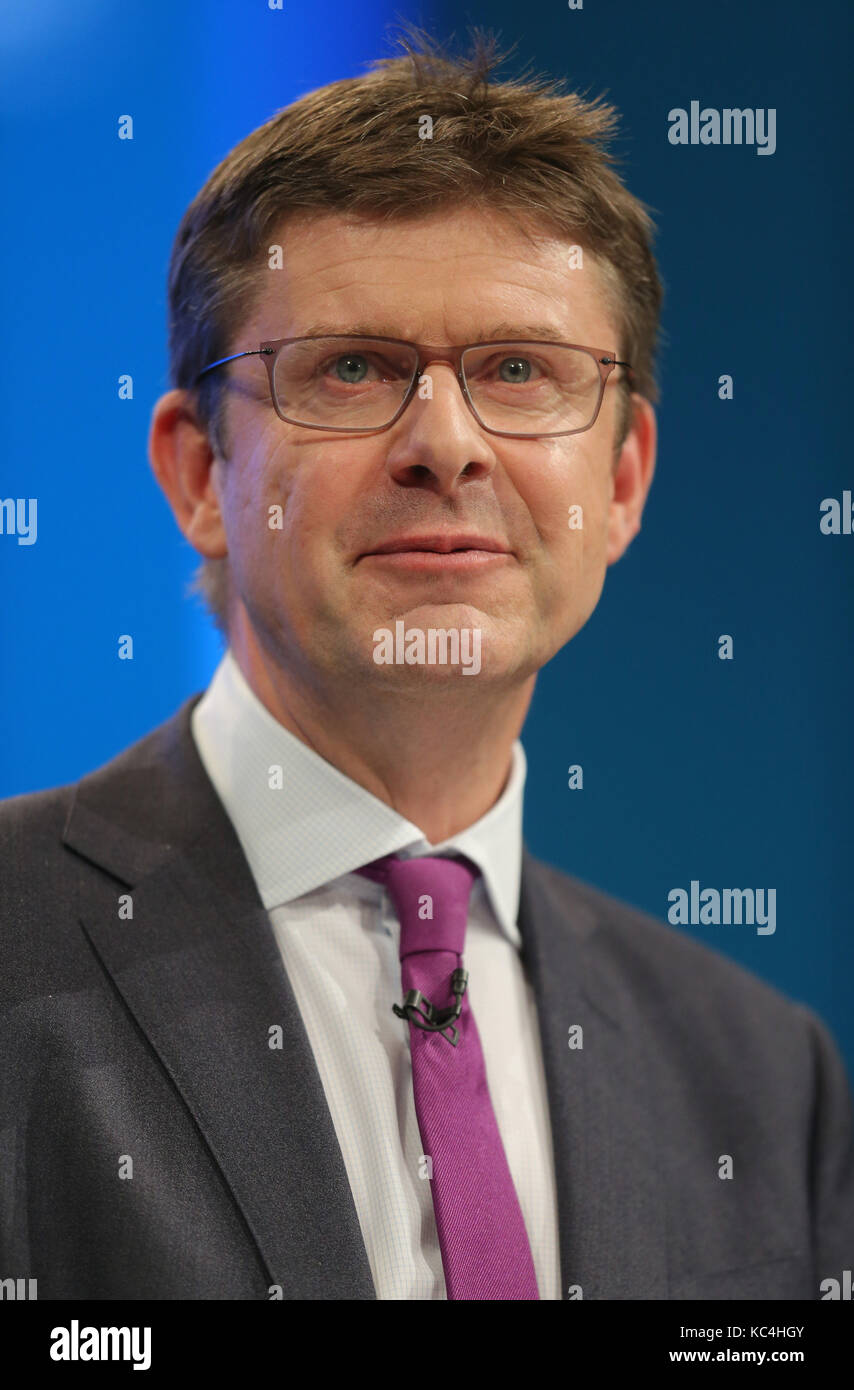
{"left": 498, "top": 356, "right": 533, "bottom": 384}
{"left": 334, "top": 354, "right": 370, "bottom": 384}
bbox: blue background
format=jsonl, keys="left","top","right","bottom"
{"left": 2, "top": 1, "right": 851, "bottom": 1071}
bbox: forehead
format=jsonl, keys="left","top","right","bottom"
{"left": 243, "top": 204, "right": 620, "bottom": 346}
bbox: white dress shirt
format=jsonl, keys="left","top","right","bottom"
{"left": 191, "top": 649, "right": 561, "bottom": 1299}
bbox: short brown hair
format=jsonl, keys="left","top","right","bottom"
{"left": 167, "top": 27, "right": 663, "bottom": 637}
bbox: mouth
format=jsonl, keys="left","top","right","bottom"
{"left": 359, "top": 533, "right": 513, "bottom": 570}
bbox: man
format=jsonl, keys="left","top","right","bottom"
{"left": 2, "top": 35, "right": 852, "bottom": 1301}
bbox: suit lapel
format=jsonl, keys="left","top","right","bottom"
{"left": 63, "top": 696, "right": 376, "bottom": 1300}
{"left": 62, "top": 693, "right": 666, "bottom": 1300}
{"left": 519, "top": 850, "right": 668, "bottom": 1299}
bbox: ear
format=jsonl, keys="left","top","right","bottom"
{"left": 148, "top": 390, "right": 228, "bottom": 558}
{"left": 606, "top": 394, "right": 657, "bottom": 566}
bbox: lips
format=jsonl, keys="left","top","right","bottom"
{"left": 365, "top": 533, "right": 510, "bottom": 556}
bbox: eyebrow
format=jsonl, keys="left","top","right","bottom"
{"left": 289, "top": 321, "right": 573, "bottom": 343}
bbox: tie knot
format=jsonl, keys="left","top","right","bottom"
{"left": 355, "top": 853, "right": 479, "bottom": 959}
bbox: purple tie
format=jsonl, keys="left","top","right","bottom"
{"left": 357, "top": 853, "right": 540, "bottom": 1300}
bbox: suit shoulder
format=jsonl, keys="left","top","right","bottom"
{"left": 523, "top": 852, "right": 854, "bottom": 1123}
{"left": 524, "top": 851, "right": 809, "bottom": 1031}
{"left": 0, "top": 781, "right": 76, "bottom": 855}
{"left": 0, "top": 695, "right": 201, "bottom": 899}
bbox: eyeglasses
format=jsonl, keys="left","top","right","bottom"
{"left": 195, "top": 335, "right": 633, "bottom": 439}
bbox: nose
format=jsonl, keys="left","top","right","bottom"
{"left": 382, "top": 360, "right": 498, "bottom": 495}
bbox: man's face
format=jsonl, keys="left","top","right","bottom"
{"left": 203, "top": 205, "right": 650, "bottom": 689}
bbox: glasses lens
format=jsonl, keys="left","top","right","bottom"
{"left": 272, "top": 337, "right": 418, "bottom": 428}
{"left": 462, "top": 343, "right": 602, "bottom": 434}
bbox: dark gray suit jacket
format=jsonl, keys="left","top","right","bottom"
{"left": 1, "top": 693, "right": 852, "bottom": 1300}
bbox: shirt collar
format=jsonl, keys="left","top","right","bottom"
{"left": 190, "top": 648, "right": 526, "bottom": 946}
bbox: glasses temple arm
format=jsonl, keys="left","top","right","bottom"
{"left": 196, "top": 348, "right": 273, "bottom": 380}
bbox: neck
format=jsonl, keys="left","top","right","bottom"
{"left": 228, "top": 613, "right": 534, "bottom": 844}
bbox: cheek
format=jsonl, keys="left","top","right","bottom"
{"left": 260, "top": 440, "right": 363, "bottom": 588}
{"left": 515, "top": 441, "right": 612, "bottom": 556}
{"left": 223, "top": 426, "right": 284, "bottom": 524}
{"left": 220, "top": 433, "right": 304, "bottom": 590}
